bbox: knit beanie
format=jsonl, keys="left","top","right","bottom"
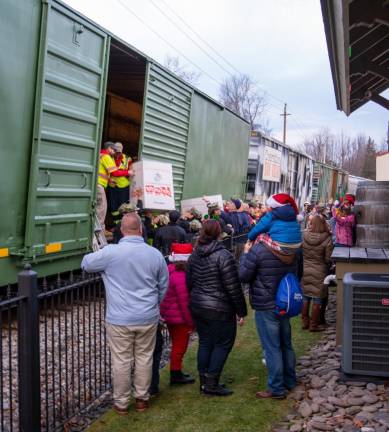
{"left": 230, "top": 198, "right": 242, "bottom": 210}
{"left": 169, "top": 210, "right": 180, "bottom": 223}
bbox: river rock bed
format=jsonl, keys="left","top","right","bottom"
{"left": 272, "top": 292, "right": 389, "bottom": 432}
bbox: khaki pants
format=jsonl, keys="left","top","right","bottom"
{"left": 96, "top": 184, "right": 107, "bottom": 230}
{"left": 106, "top": 322, "right": 157, "bottom": 409}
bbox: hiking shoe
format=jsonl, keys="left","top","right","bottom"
{"left": 135, "top": 399, "right": 149, "bottom": 412}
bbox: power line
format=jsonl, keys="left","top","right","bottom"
{"left": 158, "top": 0, "right": 241, "bottom": 76}
{"left": 117, "top": 0, "right": 314, "bottom": 139}
{"left": 156, "top": 0, "right": 287, "bottom": 108}
{"left": 115, "top": 0, "right": 223, "bottom": 87}
{"left": 149, "top": 0, "right": 234, "bottom": 78}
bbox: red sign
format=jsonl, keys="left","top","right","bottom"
{"left": 145, "top": 184, "right": 172, "bottom": 197}
{"left": 382, "top": 299, "right": 389, "bottom": 306}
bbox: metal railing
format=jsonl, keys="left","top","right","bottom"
{"left": 0, "top": 267, "right": 112, "bottom": 432}
{"left": 38, "top": 272, "right": 111, "bottom": 431}
{"left": 0, "top": 289, "right": 24, "bottom": 432}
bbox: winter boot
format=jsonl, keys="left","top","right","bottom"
{"left": 309, "top": 304, "right": 324, "bottom": 332}
{"left": 301, "top": 300, "right": 310, "bottom": 330}
{"left": 199, "top": 373, "right": 226, "bottom": 392}
{"left": 199, "top": 374, "right": 206, "bottom": 393}
{"left": 170, "top": 370, "right": 195, "bottom": 385}
{"left": 203, "top": 374, "right": 233, "bottom": 396}
{"left": 319, "top": 296, "right": 328, "bottom": 326}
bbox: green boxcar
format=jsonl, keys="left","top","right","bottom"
{"left": 311, "top": 162, "right": 348, "bottom": 204}
{"left": 0, "top": 0, "right": 250, "bottom": 286}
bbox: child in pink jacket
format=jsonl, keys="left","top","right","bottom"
{"left": 334, "top": 205, "right": 356, "bottom": 247}
{"left": 160, "top": 243, "right": 195, "bottom": 385}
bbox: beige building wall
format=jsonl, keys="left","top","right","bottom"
{"left": 376, "top": 153, "right": 389, "bottom": 181}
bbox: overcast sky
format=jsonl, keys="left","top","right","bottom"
{"left": 64, "top": 0, "right": 388, "bottom": 148}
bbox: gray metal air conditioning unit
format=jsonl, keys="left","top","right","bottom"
{"left": 342, "top": 272, "right": 389, "bottom": 378}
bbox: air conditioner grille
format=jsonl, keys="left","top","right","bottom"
{"left": 350, "top": 285, "right": 389, "bottom": 373}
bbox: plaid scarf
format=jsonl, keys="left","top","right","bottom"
{"left": 254, "top": 233, "right": 282, "bottom": 251}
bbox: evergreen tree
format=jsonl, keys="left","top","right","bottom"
{"left": 361, "top": 137, "right": 377, "bottom": 180}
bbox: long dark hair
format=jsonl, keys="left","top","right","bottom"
{"left": 175, "top": 261, "right": 187, "bottom": 272}
{"left": 198, "top": 219, "right": 221, "bottom": 245}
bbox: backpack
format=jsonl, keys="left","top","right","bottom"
{"left": 275, "top": 273, "right": 303, "bottom": 318}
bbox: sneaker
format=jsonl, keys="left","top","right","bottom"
{"left": 135, "top": 399, "right": 149, "bottom": 412}
{"left": 112, "top": 404, "right": 128, "bottom": 416}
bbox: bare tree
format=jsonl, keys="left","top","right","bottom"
{"left": 164, "top": 55, "right": 201, "bottom": 85}
{"left": 219, "top": 74, "right": 267, "bottom": 130}
{"left": 303, "top": 128, "right": 334, "bottom": 163}
{"left": 302, "top": 129, "right": 380, "bottom": 179}
{"left": 334, "top": 131, "right": 352, "bottom": 168}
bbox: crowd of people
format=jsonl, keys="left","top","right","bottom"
{"left": 84, "top": 167, "right": 358, "bottom": 415}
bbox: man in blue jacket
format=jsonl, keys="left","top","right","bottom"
{"left": 82, "top": 213, "right": 168, "bottom": 414}
{"left": 239, "top": 236, "right": 297, "bottom": 400}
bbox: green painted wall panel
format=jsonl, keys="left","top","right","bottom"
{"left": 183, "top": 93, "right": 250, "bottom": 200}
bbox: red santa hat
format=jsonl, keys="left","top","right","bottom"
{"left": 169, "top": 243, "right": 193, "bottom": 262}
{"left": 266, "top": 193, "right": 299, "bottom": 215}
{"left": 344, "top": 194, "right": 355, "bottom": 206}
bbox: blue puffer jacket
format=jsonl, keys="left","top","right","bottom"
{"left": 239, "top": 244, "right": 297, "bottom": 310}
{"left": 247, "top": 205, "right": 301, "bottom": 243}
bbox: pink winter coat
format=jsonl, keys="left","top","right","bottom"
{"left": 335, "top": 213, "right": 356, "bottom": 246}
{"left": 160, "top": 264, "right": 193, "bottom": 326}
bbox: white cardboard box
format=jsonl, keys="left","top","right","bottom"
{"left": 130, "top": 160, "right": 175, "bottom": 210}
{"left": 181, "top": 194, "right": 223, "bottom": 217}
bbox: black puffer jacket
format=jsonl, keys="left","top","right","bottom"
{"left": 239, "top": 244, "right": 296, "bottom": 311}
{"left": 186, "top": 241, "right": 247, "bottom": 321}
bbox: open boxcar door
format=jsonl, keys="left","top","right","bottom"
{"left": 140, "top": 62, "right": 193, "bottom": 205}
{"left": 23, "top": 1, "right": 109, "bottom": 261}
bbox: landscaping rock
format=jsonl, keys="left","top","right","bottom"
{"left": 375, "top": 412, "right": 389, "bottom": 427}
{"left": 310, "top": 375, "right": 324, "bottom": 389}
{"left": 298, "top": 401, "right": 312, "bottom": 418}
{"left": 289, "top": 422, "right": 303, "bottom": 432}
{"left": 345, "top": 406, "right": 362, "bottom": 416}
{"left": 366, "top": 383, "right": 377, "bottom": 391}
{"left": 347, "top": 396, "right": 365, "bottom": 406}
{"left": 309, "top": 421, "right": 333, "bottom": 431}
{"left": 345, "top": 381, "right": 367, "bottom": 387}
{"left": 362, "top": 393, "right": 379, "bottom": 404}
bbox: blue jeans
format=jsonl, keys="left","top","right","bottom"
{"left": 255, "top": 310, "right": 296, "bottom": 395}
{"left": 194, "top": 317, "right": 237, "bottom": 376}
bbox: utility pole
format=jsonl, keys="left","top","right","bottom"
{"left": 280, "top": 103, "right": 291, "bottom": 144}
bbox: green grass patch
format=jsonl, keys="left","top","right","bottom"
{"left": 88, "top": 310, "right": 320, "bottom": 432}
